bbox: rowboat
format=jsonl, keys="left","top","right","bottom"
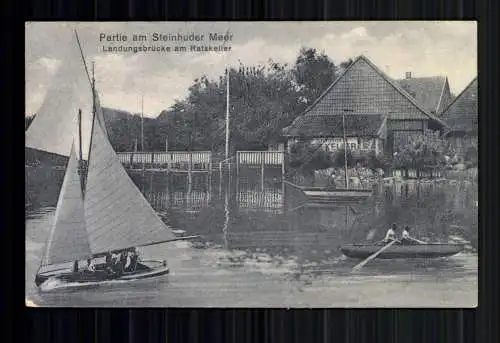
{"left": 340, "top": 243, "right": 464, "bottom": 259}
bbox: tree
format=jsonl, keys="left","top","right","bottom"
{"left": 393, "top": 130, "right": 450, "bottom": 169}
{"left": 155, "top": 61, "right": 303, "bottom": 154}
{"left": 291, "top": 47, "right": 338, "bottom": 105}
{"left": 331, "top": 148, "right": 354, "bottom": 168}
{"left": 104, "top": 48, "right": 355, "bottom": 154}
{"left": 289, "top": 142, "right": 333, "bottom": 175}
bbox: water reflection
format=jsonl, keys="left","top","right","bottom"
{"left": 25, "top": 169, "right": 478, "bottom": 307}
{"left": 123, "top": 171, "right": 478, "bottom": 267}
{"left": 26, "top": 169, "right": 478, "bottom": 257}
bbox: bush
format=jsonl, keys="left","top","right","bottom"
{"left": 331, "top": 148, "right": 353, "bottom": 168}
{"left": 464, "top": 146, "right": 478, "bottom": 167}
{"left": 367, "top": 151, "right": 391, "bottom": 171}
{"left": 392, "top": 130, "right": 449, "bottom": 169}
{"left": 289, "top": 142, "right": 333, "bottom": 174}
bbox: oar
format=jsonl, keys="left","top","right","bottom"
{"left": 351, "top": 240, "right": 397, "bottom": 272}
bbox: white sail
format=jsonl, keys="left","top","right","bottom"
{"left": 26, "top": 33, "right": 92, "bottom": 158}
{"left": 41, "top": 142, "right": 91, "bottom": 265}
{"left": 84, "top": 91, "right": 176, "bottom": 254}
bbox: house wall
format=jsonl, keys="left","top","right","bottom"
{"left": 268, "top": 142, "right": 285, "bottom": 151}
{"left": 386, "top": 119, "right": 428, "bottom": 154}
{"left": 288, "top": 137, "right": 384, "bottom": 156}
{"left": 437, "top": 79, "right": 454, "bottom": 115}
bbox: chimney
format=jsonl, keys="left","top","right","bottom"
{"left": 405, "top": 71, "right": 412, "bottom": 79}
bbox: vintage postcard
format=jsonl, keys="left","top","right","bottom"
{"left": 25, "top": 21, "right": 477, "bottom": 307}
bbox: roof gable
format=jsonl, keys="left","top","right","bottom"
{"left": 441, "top": 77, "right": 478, "bottom": 118}
{"left": 301, "top": 55, "right": 443, "bottom": 123}
{"left": 396, "top": 76, "right": 453, "bottom": 114}
{"left": 283, "top": 114, "right": 386, "bottom": 137}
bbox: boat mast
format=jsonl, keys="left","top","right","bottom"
{"left": 74, "top": 29, "right": 95, "bottom": 196}
{"left": 342, "top": 113, "right": 349, "bottom": 190}
{"left": 77, "top": 109, "right": 84, "bottom": 192}
{"left": 85, "top": 61, "right": 96, "bottom": 195}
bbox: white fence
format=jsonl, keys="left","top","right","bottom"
{"left": 237, "top": 151, "right": 284, "bottom": 166}
{"left": 117, "top": 151, "right": 212, "bottom": 170}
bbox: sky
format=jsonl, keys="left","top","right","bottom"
{"left": 25, "top": 21, "right": 477, "bottom": 118}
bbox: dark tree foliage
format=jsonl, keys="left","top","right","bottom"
{"left": 289, "top": 142, "right": 333, "bottom": 175}
{"left": 103, "top": 47, "right": 353, "bottom": 154}
{"left": 331, "top": 148, "right": 354, "bottom": 168}
{"left": 392, "top": 130, "right": 449, "bottom": 169}
{"left": 292, "top": 47, "right": 338, "bottom": 106}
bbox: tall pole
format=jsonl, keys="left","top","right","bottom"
{"left": 85, "top": 61, "right": 96, "bottom": 194}
{"left": 78, "top": 109, "right": 83, "bottom": 163}
{"left": 342, "top": 113, "right": 349, "bottom": 190}
{"left": 78, "top": 109, "right": 84, "bottom": 191}
{"left": 225, "top": 68, "right": 230, "bottom": 161}
{"left": 141, "top": 95, "right": 145, "bottom": 171}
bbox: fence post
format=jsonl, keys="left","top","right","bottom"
{"left": 208, "top": 152, "right": 212, "bottom": 198}
{"left": 261, "top": 152, "right": 265, "bottom": 192}
{"left": 281, "top": 151, "right": 285, "bottom": 181}
{"left": 188, "top": 153, "right": 193, "bottom": 191}
{"left": 236, "top": 152, "right": 240, "bottom": 180}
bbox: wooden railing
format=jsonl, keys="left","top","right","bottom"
{"left": 237, "top": 151, "right": 284, "bottom": 166}
{"left": 237, "top": 187, "right": 284, "bottom": 213}
{"left": 117, "top": 151, "right": 212, "bottom": 171}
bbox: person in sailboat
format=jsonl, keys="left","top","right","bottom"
{"left": 109, "top": 251, "right": 124, "bottom": 275}
{"left": 124, "top": 248, "right": 138, "bottom": 272}
{"left": 72, "top": 260, "right": 79, "bottom": 273}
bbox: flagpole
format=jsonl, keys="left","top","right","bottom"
{"left": 225, "top": 68, "right": 230, "bottom": 160}
{"left": 141, "top": 95, "right": 145, "bottom": 171}
{"left": 342, "top": 113, "right": 349, "bottom": 190}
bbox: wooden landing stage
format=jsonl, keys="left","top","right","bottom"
{"left": 117, "top": 150, "right": 286, "bottom": 176}
{"left": 117, "top": 151, "right": 212, "bottom": 172}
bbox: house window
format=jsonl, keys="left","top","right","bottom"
{"left": 362, "top": 139, "right": 372, "bottom": 150}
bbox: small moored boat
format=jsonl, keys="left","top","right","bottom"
{"left": 341, "top": 243, "right": 464, "bottom": 259}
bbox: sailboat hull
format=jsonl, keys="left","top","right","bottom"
{"left": 35, "top": 261, "right": 169, "bottom": 289}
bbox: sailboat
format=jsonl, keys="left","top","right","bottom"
{"left": 25, "top": 28, "right": 92, "bottom": 209}
{"left": 34, "top": 31, "right": 197, "bottom": 289}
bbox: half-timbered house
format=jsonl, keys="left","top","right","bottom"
{"left": 282, "top": 114, "right": 387, "bottom": 156}
{"left": 396, "top": 73, "right": 454, "bottom": 115}
{"left": 282, "top": 55, "right": 448, "bottom": 156}
{"left": 441, "top": 77, "right": 478, "bottom": 152}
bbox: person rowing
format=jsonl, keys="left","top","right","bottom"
{"left": 400, "top": 226, "right": 426, "bottom": 245}
{"left": 382, "top": 223, "right": 399, "bottom": 244}
{"left": 84, "top": 258, "right": 95, "bottom": 273}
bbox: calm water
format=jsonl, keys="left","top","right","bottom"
{"left": 25, "top": 170, "right": 478, "bottom": 307}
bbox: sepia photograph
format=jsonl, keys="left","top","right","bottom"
{"left": 25, "top": 21, "right": 477, "bottom": 307}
